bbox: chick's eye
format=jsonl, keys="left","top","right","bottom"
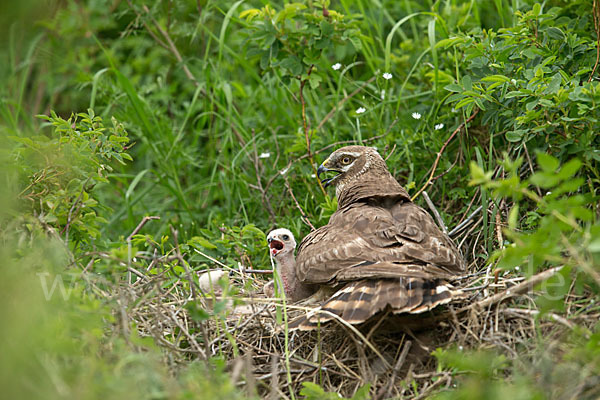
{"left": 282, "top": 234, "right": 289, "bottom": 240}
{"left": 341, "top": 156, "right": 352, "bottom": 164}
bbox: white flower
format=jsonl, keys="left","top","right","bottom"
{"left": 380, "top": 90, "right": 386, "bottom": 100}
{"left": 434, "top": 123, "right": 444, "bottom": 130}
{"left": 311, "top": 174, "right": 316, "bottom": 178}
{"left": 356, "top": 107, "right": 366, "bottom": 114}
{"left": 382, "top": 72, "right": 393, "bottom": 80}
{"left": 332, "top": 63, "right": 342, "bottom": 70}
{"left": 412, "top": 112, "right": 421, "bottom": 120}
{"left": 258, "top": 152, "right": 270, "bottom": 159}
{"left": 515, "top": 266, "right": 520, "bottom": 271}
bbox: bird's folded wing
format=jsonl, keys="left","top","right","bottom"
{"left": 296, "top": 201, "right": 465, "bottom": 285}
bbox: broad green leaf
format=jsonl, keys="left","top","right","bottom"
{"left": 546, "top": 27, "right": 565, "bottom": 41}
{"left": 308, "top": 73, "right": 323, "bottom": 89}
{"left": 557, "top": 159, "right": 582, "bottom": 180}
{"left": 462, "top": 75, "right": 472, "bottom": 90}
{"left": 481, "top": 74, "right": 510, "bottom": 83}
{"left": 537, "top": 152, "right": 560, "bottom": 173}
{"left": 545, "top": 73, "right": 562, "bottom": 94}
{"left": 455, "top": 97, "right": 474, "bottom": 109}
{"left": 505, "top": 130, "right": 523, "bottom": 142}
{"left": 191, "top": 236, "right": 217, "bottom": 249}
{"left": 444, "top": 83, "right": 463, "bottom": 92}
{"left": 279, "top": 55, "right": 303, "bottom": 75}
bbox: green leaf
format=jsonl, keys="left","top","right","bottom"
{"left": 537, "top": 152, "right": 560, "bottom": 173}
{"left": 530, "top": 172, "right": 560, "bottom": 188}
{"left": 545, "top": 73, "right": 562, "bottom": 94}
{"left": 320, "top": 20, "right": 334, "bottom": 37}
{"left": 300, "top": 382, "right": 327, "bottom": 398}
{"left": 526, "top": 99, "right": 538, "bottom": 111}
{"left": 191, "top": 236, "right": 217, "bottom": 249}
{"left": 279, "top": 55, "right": 303, "bottom": 75}
{"left": 239, "top": 8, "right": 261, "bottom": 21}
{"left": 455, "top": 97, "right": 474, "bottom": 109}
{"left": 315, "top": 37, "right": 332, "bottom": 49}
{"left": 546, "top": 27, "right": 565, "bottom": 41}
{"left": 308, "top": 73, "right": 323, "bottom": 89}
{"left": 505, "top": 130, "right": 524, "bottom": 142}
{"left": 350, "top": 384, "right": 371, "bottom": 400}
{"left": 557, "top": 159, "right": 582, "bottom": 180}
{"left": 435, "top": 36, "right": 465, "bottom": 49}
{"left": 462, "top": 75, "right": 472, "bottom": 91}
{"left": 469, "top": 161, "right": 493, "bottom": 185}
{"left": 505, "top": 91, "right": 526, "bottom": 98}
{"left": 508, "top": 204, "right": 519, "bottom": 230}
{"left": 444, "top": 83, "right": 463, "bottom": 92}
{"left": 481, "top": 74, "right": 510, "bottom": 83}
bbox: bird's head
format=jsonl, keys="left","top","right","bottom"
{"left": 267, "top": 228, "right": 296, "bottom": 258}
{"left": 317, "top": 146, "right": 383, "bottom": 194}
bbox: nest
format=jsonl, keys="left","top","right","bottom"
{"left": 107, "top": 212, "right": 598, "bottom": 399}
{"left": 113, "top": 253, "right": 596, "bottom": 399}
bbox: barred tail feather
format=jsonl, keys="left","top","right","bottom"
{"left": 288, "top": 278, "right": 462, "bottom": 331}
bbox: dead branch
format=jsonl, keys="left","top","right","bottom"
{"left": 470, "top": 266, "right": 563, "bottom": 310}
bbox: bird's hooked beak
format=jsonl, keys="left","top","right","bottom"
{"left": 317, "top": 158, "right": 341, "bottom": 188}
{"left": 267, "top": 237, "right": 284, "bottom": 256}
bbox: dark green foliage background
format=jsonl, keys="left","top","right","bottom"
{"left": 1, "top": 0, "right": 599, "bottom": 398}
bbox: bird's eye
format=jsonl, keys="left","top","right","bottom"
{"left": 282, "top": 234, "right": 289, "bottom": 240}
{"left": 341, "top": 156, "right": 352, "bottom": 165}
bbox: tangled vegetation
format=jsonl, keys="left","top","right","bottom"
{"left": 1, "top": 0, "right": 599, "bottom": 399}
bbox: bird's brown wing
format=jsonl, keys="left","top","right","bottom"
{"left": 295, "top": 200, "right": 465, "bottom": 285}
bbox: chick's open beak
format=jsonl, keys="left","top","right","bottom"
{"left": 268, "top": 238, "right": 284, "bottom": 256}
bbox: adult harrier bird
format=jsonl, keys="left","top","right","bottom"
{"left": 290, "top": 145, "right": 465, "bottom": 330}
